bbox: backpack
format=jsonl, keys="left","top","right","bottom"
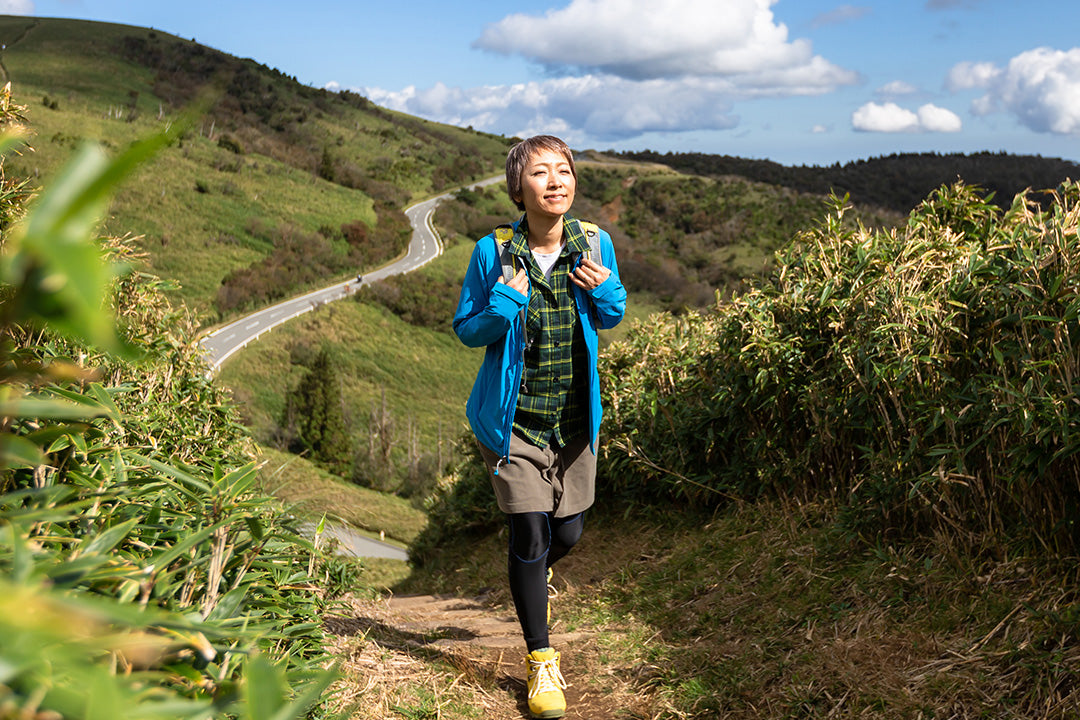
{"left": 495, "top": 219, "right": 602, "bottom": 283}
{"left": 493, "top": 219, "right": 603, "bottom": 362}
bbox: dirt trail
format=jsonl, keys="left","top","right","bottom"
{"left": 326, "top": 590, "right": 635, "bottom": 719}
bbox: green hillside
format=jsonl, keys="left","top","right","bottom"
{"left": 0, "top": 15, "right": 510, "bottom": 317}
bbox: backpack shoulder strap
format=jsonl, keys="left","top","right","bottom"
{"left": 494, "top": 225, "right": 516, "bottom": 281}
{"left": 576, "top": 220, "right": 603, "bottom": 266}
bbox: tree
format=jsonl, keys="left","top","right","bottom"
{"left": 284, "top": 349, "right": 352, "bottom": 476}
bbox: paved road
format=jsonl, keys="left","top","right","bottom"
{"left": 299, "top": 521, "right": 409, "bottom": 561}
{"left": 199, "top": 175, "right": 502, "bottom": 373}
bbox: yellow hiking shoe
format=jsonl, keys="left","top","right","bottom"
{"left": 526, "top": 647, "right": 566, "bottom": 719}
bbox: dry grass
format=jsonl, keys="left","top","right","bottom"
{"left": 351, "top": 500, "right": 1080, "bottom": 719}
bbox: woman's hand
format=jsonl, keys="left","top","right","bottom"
{"left": 498, "top": 268, "right": 529, "bottom": 295}
{"left": 571, "top": 258, "right": 610, "bottom": 290}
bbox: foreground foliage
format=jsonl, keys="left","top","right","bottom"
{"left": 1, "top": 90, "right": 333, "bottom": 718}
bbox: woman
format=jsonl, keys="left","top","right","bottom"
{"left": 453, "top": 135, "right": 626, "bottom": 719}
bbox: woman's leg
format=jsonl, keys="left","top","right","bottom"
{"left": 507, "top": 512, "right": 552, "bottom": 652}
{"left": 547, "top": 511, "right": 584, "bottom": 568}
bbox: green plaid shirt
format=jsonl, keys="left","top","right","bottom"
{"left": 508, "top": 216, "right": 590, "bottom": 448}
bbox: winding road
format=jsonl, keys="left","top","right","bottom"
{"left": 199, "top": 174, "right": 502, "bottom": 373}
{"left": 198, "top": 174, "right": 502, "bottom": 560}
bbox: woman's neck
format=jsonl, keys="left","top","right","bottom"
{"left": 525, "top": 212, "right": 564, "bottom": 253}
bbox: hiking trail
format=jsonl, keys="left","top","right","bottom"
{"left": 326, "top": 588, "right": 639, "bottom": 719}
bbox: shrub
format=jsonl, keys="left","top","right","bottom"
{"left": 599, "top": 182, "right": 1080, "bottom": 555}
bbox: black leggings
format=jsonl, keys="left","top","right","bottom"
{"left": 507, "top": 511, "right": 585, "bottom": 652}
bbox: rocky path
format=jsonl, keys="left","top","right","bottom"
{"left": 325, "top": 590, "right": 636, "bottom": 719}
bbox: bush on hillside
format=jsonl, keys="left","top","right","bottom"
{"left": 599, "top": 181, "right": 1080, "bottom": 555}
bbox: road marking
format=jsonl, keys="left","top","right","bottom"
{"left": 246, "top": 321, "right": 260, "bottom": 330}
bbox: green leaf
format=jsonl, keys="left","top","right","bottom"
{"left": 148, "top": 522, "right": 224, "bottom": 574}
{"left": 0, "top": 434, "right": 45, "bottom": 468}
{"left": 80, "top": 517, "right": 138, "bottom": 557}
{"left": 0, "top": 395, "right": 108, "bottom": 421}
{"left": 243, "top": 654, "right": 288, "bottom": 720}
{"left": 267, "top": 668, "right": 338, "bottom": 720}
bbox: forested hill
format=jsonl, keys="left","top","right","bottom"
{"left": 0, "top": 15, "right": 511, "bottom": 315}
{"left": 619, "top": 149, "right": 1080, "bottom": 214}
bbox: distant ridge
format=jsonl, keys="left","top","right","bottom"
{"left": 619, "top": 149, "right": 1080, "bottom": 213}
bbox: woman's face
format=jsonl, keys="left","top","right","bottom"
{"left": 517, "top": 149, "right": 576, "bottom": 221}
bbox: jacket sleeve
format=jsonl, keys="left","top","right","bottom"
{"left": 585, "top": 230, "right": 627, "bottom": 330}
{"left": 454, "top": 236, "right": 529, "bottom": 348}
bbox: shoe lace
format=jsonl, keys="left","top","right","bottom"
{"left": 528, "top": 654, "right": 567, "bottom": 698}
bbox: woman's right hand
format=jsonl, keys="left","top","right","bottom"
{"left": 498, "top": 268, "right": 528, "bottom": 295}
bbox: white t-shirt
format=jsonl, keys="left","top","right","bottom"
{"left": 531, "top": 245, "right": 563, "bottom": 281}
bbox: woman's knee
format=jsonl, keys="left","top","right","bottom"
{"left": 551, "top": 512, "right": 584, "bottom": 551}
{"left": 508, "top": 513, "right": 550, "bottom": 563}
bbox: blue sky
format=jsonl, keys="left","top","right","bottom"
{"left": 10, "top": 0, "right": 1080, "bottom": 166}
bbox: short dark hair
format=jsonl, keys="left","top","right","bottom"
{"left": 505, "top": 135, "right": 577, "bottom": 211}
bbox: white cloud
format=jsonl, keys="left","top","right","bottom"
{"left": 365, "top": 76, "right": 740, "bottom": 142}
{"left": 852, "top": 102, "right": 919, "bottom": 132}
{"left": 0, "top": 0, "right": 34, "bottom": 14}
{"left": 947, "top": 47, "right": 1080, "bottom": 135}
{"left": 852, "top": 102, "right": 961, "bottom": 133}
{"left": 473, "top": 0, "right": 856, "bottom": 90}
{"left": 945, "top": 61, "right": 999, "bottom": 91}
{"left": 917, "top": 103, "right": 963, "bottom": 132}
{"left": 358, "top": 0, "right": 857, "bottom": 145}
{"left": 877, "top": 80, "right": 919, "bottom": 97}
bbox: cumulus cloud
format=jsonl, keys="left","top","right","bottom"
{"left": 365, "top": 75, "right": 740, "bottom": 143}
{"left": 0, "top": 0, "right": 34, "bottom": 14}
{"left": 947, "top": 47, "right": 1080, "bottom": 135}
{"left": 360, "top": 0, "right": 856, "bottom": 144}
{"left": 852, "top": 102, "right": 961, "bottom": 133}
{"left": 473, "top": 0, "right": 857, "bottom": 88}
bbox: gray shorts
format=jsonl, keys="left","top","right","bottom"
{"left": 477, "top": 430, "right": 596, "bottom": 517}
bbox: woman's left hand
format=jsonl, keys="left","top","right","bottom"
{"left": 571, "top": 258, "right": 610, "bottom": 290}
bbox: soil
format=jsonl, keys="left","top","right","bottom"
{"left": 326, "top": 589, "right": 636, "bottom": 719}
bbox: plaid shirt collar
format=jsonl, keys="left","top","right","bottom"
{"left": 508, "top": 214, "right": 589, "bottom": 258}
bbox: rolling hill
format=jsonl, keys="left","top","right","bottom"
{"left": 0, "top": 14, "right": 511, "bottom": 317}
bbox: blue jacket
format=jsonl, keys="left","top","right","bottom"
{"left": 453, "top": 218, "right": 627, "bottom": 461}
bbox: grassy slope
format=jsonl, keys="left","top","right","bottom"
{"left": 0, "top": 15, "right": 508, "bottom": 317}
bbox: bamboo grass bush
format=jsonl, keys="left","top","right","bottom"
{"left": 600, "top": 181, "right": 1080, "bottom": 554}
{"left": 1, "top": 87, "right": 334, "bottom": 719}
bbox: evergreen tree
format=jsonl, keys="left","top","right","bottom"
{"left": 284, "top": 349, "right": 352, "bottom": 476}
